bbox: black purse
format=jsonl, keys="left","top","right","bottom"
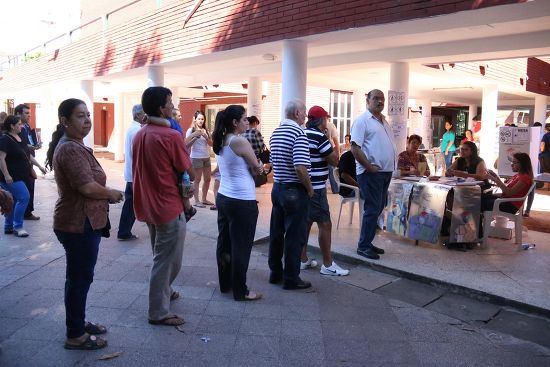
{"left": 258, "top": 148, "right": 270, "bottom": 164}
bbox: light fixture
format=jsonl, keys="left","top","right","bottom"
{"left": 262, "top": 53, "right": 276, "bottom": 61}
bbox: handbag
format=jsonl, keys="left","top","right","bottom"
{"left": 258, "top": 148, "right": 270, "bottom": 164}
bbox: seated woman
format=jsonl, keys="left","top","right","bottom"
{"left": 481, "top": 152, "right": 534, "bottom": 214}
{"left": 397, "top": 134, "right": 431, "bottom": 176}
{"left": 446, "top": 141, "right": 489, "bottom": 187}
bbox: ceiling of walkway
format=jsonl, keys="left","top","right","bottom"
{"left": 96, "top": 0, "right": 550, "bottom": 107}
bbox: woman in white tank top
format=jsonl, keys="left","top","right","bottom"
{"left": 212, "top": 105, "right": 264, "bottom": 301}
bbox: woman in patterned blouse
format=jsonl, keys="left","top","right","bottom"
{"left": 397, "top": 134, "right": 430, "bottom": 176}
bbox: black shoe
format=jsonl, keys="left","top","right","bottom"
{"left": 283, "top": 279, "right": 312, "bottom": 290}
{"left": 24, "top": 214, "right": 40, "bottom": 220}
{"left": 117, "top": 234, "right": 139, "bottom": 241}
{"left": 269, "top": 273, "right": 282, "bottom": 284}
{"left": 356, "top": 249, "right": 380, "bottom": 260}
{"left": 371, "top": 245, "right": 385, "bottom": 254}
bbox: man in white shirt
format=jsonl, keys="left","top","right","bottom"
{"left": 117, "top": 104, "right": 144, "bottom": 241}
{"left": 350, "top": 89, "right": 397, "bottom": 260}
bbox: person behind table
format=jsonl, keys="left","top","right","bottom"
{"left": 441, "top": 121, "right": 456, "bottom": 169}
{"left": 397, "top": 134, "right": 431, "bottom": 176}
{"left": 185, "top": 111, "right": 214, "bottom": 208}
{"left": 350, "top": 89, "right": 397, "bottom": 260}
{"left": 482, "top": 152, "right": 534, "bottom": 214}
{"left": 301, "top": 106, "right": 349, "bottom": 276}
{"left": 461, "top": 129, "right": 474, "bottom": 145}
{"left": 446, "top": 141, "right": 490, "bottom": 190}
{"left": 213, "top": 105, "right": 264, "bottom": 301}
{"left": 46, "top": 98, "right": 123, "bottom": 350}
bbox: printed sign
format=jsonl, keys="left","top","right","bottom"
{"left": 385, "top": 181, "right": 414, "bottom": 236}
{"left": 512, "top": 127, "right": 530, "bottom": 144}
{"left": 407, "top": 183, "right": 450, "bottom": 244}
{"left": 499, "top": 127, "right": 513, "bottom": 144}
{"left": 449, "top": 186, "right": 481, "bottom": 243}
{"left": 388, "top": 90, "right": 406, "bottom": 116}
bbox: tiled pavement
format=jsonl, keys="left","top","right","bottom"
{"left": 1, "top": 160, "right": 550, "bottom": 366}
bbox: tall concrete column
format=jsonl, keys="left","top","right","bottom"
{"left": 468, "top": 104, "right": 478, "bottom": 130}
{"left": 421, "top": 100, "right": 432, "bottom": 148}
{"left": 534, "top": 95, "right": 548, "bottom": 124}
{"left": 480, "top": 84, "right": 498, "bottom": 168}
{"left": 147, "top": 65, "right": 164, "bottom": 87}
{"left": 113, "top": 93, "right": 125, "bottom": 162}
{"left": 389, "top": 62, "right": 409, "bottom": 154}
{"left": 247, "top": 76, "right": 263, "bottom": 119}
{"left": 281, "top": 40, "right": 307, "bottom": 118}
{"left": 352, "top": 89, "right": 366, "bottom": 120}
{"left": 80, "top": 80, "right": 94, "bottom": 147}
{"left": 170, "top": 86, "right": 181, "bottom": 112}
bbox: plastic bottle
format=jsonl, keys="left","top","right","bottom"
{"left": 182, "top": 172, "right": 191, "bottom": 196}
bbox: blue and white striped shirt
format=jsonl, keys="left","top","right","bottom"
{"left": 269, "top": 119, "right": 310, "bottom": 183}
{"left": 306, "top": 127, "right": 333, "bottom": 190}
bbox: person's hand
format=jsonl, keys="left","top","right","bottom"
{"left": 369, "top": 164, "right": 380, "bottom": 173}
{"left": 4, "top": 175, "right": 13, "bottom": 184}
{"left": 107, "top": 189, "right": 124, "bottom": 204}
{"left": 307, "top": 188, "right": 314, "bottom": 198}
{"left": 0, "top": 189, "right": 13, "bottom": 216}
{"left": 184, "top": 187, "right": 194, "bottom": 199}
{"left": 39, "top": 166, "right": 47, "bottom": 175}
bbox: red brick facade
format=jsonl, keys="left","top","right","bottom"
{"left": 526, "top": 58, "right": 550, "bottom": 97}
{"left": 0, "top": 0, "right": 527, "bottom": 91}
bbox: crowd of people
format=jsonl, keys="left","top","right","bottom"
{"left": 0, "top": 87, "right": 545, "bottom": 351}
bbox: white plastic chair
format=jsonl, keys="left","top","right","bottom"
{"left": 333, "top": 167, "right": 364, "bottom": 229}
{"left": 482, "top": 182, "right": 536, "bottom": 246}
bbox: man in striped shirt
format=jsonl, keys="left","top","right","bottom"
{"left": 268, "top": 100, "right": 314, "bottom": 290}
{"left": 301, "top": 106, "right": 349, "bottom": 276}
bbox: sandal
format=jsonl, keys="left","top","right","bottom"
{"left": 64, "top": 334, "right": 107, "bottom": 350}
{"left": 148, "top": 315, "right": 185, "bottom": 326}
{"left": 170, "top": 291, "right": 180, "bottom": 301}
{"left": 193, "top": 202, "right": 206, "bottom": 208}
{"left": 202, "top": 200, "right": 215, "bottom": 206}
{"left": 210, "top": 205, "right": 217, "bottom": 211}
{"left": 84, "top": 321, "right": 107, "bottom": 335}
{"left": 239, "top": 291, "right": 263, "bottom": 301}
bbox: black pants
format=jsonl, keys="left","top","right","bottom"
{"left": 216, "top": 194, "right": 258, "bottom": 300}
{"left": 117, "top": 182, "right": 136, "bottom": 239}
{"left": 481, "top": 193, "right": 519, "bottom": 214}
{"left": 55, "top": 219, "right": 101, "bottom": 338}
{"left": 23, "top": 176, "right": 35, "bottom": 217}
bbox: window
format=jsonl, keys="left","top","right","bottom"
{"left": 330, "top": 90, "right": 353, "bottom": 144}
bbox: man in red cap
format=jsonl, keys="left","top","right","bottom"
{"left": 301, "top": 106, "right": 349, "bottom": 276}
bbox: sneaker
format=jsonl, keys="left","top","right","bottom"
{"left": 13, "top": 229, "right": 29, "bottom": 238}
{"left": 320, "top": 261, "right": 350, "bottom": 276}
{"left": 300, "top": 258, "right": 318, "bottom": 270}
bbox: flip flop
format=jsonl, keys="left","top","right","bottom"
{"left": 64, "top": 334, "right": 107, "bottom": 350}
{"left": 170, "top": 291, "right": 180, "bottom": 301}
{"left": 84, "top": 321, "right": 107, "bottom": 335}
{"left": 148, "top": 316, "right": 185, "bottom": 326}
{"left": 202, "top": 200, "right": 215, "bottom": 206}
{"left": 210, "top": 205, "right": 217, "bottom": 211}
{"left": 194, "top": 202, "right": 206, "bottom": 208}
{"left": 240, "top": 291, "right": 262, "bottom": 301}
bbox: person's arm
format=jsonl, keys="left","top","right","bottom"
{"left": 325, "top": 150, "right": 339, "bottom": 167}
{"left": 295, "top": 165, "right": 314, "bottom": 197}
{"left": 445, "top": 158, "right": 459, "bottom": 177}
{"left": 351, "top": 143, "right": 379, "bottom": 173}
{"left": 230, "top": 137, "right": 263, "bottom": 176}
{"left": 341, "top": 172, "right": 358, "bottom": 187}
{"left": 78, "top": 182, "right": 123, "bottom": 203}
{"left": 541, "top": 141, "right": 545, "bottom": 153}
{"left": 185, "top": 129, "right": 203, "bottom": 146}
{"left": 0, "top": 151, "right": 12, "bottom": 184}
{"left": 331, "top": 135, "right": 340, "bottom": 157}
{"left": 485, "top": 172, "right": 529, "bottom": 196}
{"left": 29, "top": 156, "right": 46, "bottom": 175}
{"left": 146, "top": 116, "right": 170, "bottom": 127}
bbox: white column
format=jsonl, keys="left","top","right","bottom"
{"left": 281, "top": 40, "right": 307, "bottom": 117}
{"left": 389, "top": 62, "right": 409, "bottom": 154}
{"left": 147, "top": 65, "right": 164, "bottom": 87}
{"left": 170, "top": 86, "right": 181, "bottom": 111}
{"left": 468, "top": 104, "right": 478, "bottom": 130}
{"left": 113, "top": 93, "right": 125, "bottom": 162}
{"left": 534, "top": 95, "right": 548, "bottom": 125}
{"left": 421, "top": 100, "right": 432, "bottom": 148}
{"left": 80, "top": 80, "right": 94, "bottom": 148}
{"left": 247, "top": 76, "right": 263, "bottom": 119}
{"left": 480, "top": 84, "right": 498, "bottom": 168}
{"left": 352, "top": 89, "right": 366, "bottom": 120}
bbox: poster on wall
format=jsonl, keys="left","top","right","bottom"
{"left": 388, "top": 90, "right": 406, "bottom": 116}
{"left": 385, "top": 181, "right": 414, "bottom": 236}
{"left": 499, "top": 127, "right": 513, "bottom": 144}
{"left": 512, "top": 127, "right": 530, "bottom": 144}
{"left": 407, "top": 183, "right": 450, "bottom": 244}
{"left": 449, "top": 186, "right": 481, "bottom": 243}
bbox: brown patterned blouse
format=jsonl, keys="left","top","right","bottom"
{"left": 53, "top": 137, "right": 108, "bottom": 233}
{"left": 397, "top": 150, "right": 431, "bottom": 176}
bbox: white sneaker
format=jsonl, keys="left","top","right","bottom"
{"left": 300, "top": 258, "right": 318, "bottom": 270}
{"left": 320, "top": 261, "right": 350, "bottom": 276}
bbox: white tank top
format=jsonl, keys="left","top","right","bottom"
{"left": 217, "top": 136, "right": 256, "bottom": 200}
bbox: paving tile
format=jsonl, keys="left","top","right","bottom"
{"left": 334, "top": 266, "right": 398, "bottom": 291}
{"left": 281, "top": 319, "right": 322, "bottom": 337}
{"left": 204, "top": 300, "right": 245, "bottom": 318}
{"left": 239, "top": 317, "right": 281, "bottom": 336}
{"left": 186, "top": 332, "right": 237, "bottom": 354}
{"left": 425, "top": 293, "right": 501, "bottom": 322}
{"left": 279, "top": 335, "right": 325, "bottom": 361}
{"left": 243, "top": 303, "right": 282, "bottom": 319}
{"left": 195, "top": 315, "right": 241, "bottom": 334}
{"left": 234, "top": 334, "right": 279, "bottom": 358}
{"left": 485, "top": 309, "right": 550, "bottom": 349}
{"left": 374, "top": 279, "right": 445, "bottom": 307}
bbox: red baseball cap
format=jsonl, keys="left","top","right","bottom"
{"left": 307, "top": 106, "right": 329, "bottom": 119}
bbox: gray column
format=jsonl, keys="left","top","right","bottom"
{"left": 147, "top": 65, "right": 164, "bottom": 87}
{"left": 468, "top": 104, "right": 478, "bottom": 130}
{"left": 247, "top": 76, "right": 263, "bottom": 119}
{"left": 534, "top": 95, "right": 548, "bottom": 124}
{"left": 281, "top": 40, "right": 307, "bottom": 117}
{"left": 480, "top": 84, "right": 498, "bottom": 168}
{"left": 421, "top": 100, "right": 432, "bottom": 148}
{"left": 80, "top": 80, "right": 94, "bottom": 148}
{"left": 388, "top": 62, "right": 409, "bottom": 154}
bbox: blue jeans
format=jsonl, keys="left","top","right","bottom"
{"left": 268, "top": 182, "right": 310, "bottom": 283}
{"left": 357, "top": 172, "right": 392, "bottom": 251}
{"left": 328, "top": 165, "right": 338, "bottom": 194}
{"left": 1, "top": 180, "right": 30, "bottom": 231}
{"left": 55, "top": 219, "right": 101, "bottom": 339}
{"left": 444, "top": 152, "right": 454, "bottom": 169}
{"left": 117, "top": 182, "right": 136, "bottom": 238}
{"left": 216, "top": 194, "right": 258, "bottom": 300}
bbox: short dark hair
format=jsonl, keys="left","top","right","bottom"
{"left": 141, "top": 87, "right": 172, "bottom": 117}
{"left": 14, "top": 104, "right": 29, "bottom": 115}
{"left": 2, "top": 115, "right": 20, "bottom": 132}
{"left": 545, "top": 123, "right": 550, "bottom": 132}
{"left": 247, "top": 116, "right": 259, "bottom": 125}
{"left": 408, "top": 134, "right": 422, "bottom": 144}
{"left": 533, "top": 122, "right": 542, "bottom": 127}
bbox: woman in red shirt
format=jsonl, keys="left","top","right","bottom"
{"left": 481, "top": 152, "right": 533, "bottom": 214}
{"left": 461, "top": 129, "right": 474, "bottom": 145}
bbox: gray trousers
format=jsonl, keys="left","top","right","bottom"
{"left": 147, "top": 214, "right": 186, "bottom": 321}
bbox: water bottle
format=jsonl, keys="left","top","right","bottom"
{"left": 521, "top": 243, "right": 536, "bottom": 250}
{"left": 182, "top": 172, "right": 192, "bottom": 197}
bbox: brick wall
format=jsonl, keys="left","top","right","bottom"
{"left": 0, "top": 0, "right": 527, "bottom": 91}
{"left": 526, "top": 58, "right": 550, "bottom": 97}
